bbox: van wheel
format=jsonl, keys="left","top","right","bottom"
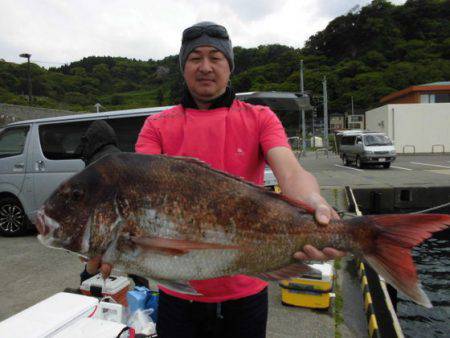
{"left": 342, "top": 155, "right": 349, "bottom": 166}
{"left": 0, "top": 198, "right": 28, "bottom": 236}
{"left": 356, "top": 156, "right": 364, "bottom": 169}
{"left": 383, "top": 163, "right": 391, "bottom": 169}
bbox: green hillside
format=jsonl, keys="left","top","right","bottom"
{"left": 1, "top": 0, "right": 449, "bottom": 131}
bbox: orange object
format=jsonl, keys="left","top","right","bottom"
{"left": 80, "top": 274, "right": 130, "bottom": 306}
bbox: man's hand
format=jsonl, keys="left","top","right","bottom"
{"left": 80, "top": 255, "right": 113, "bottom": 279}
{"left": 293, "top": 193, "right": 346, "bottom": 261}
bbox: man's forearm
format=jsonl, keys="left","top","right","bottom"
{"left": 276, "top": 166, "right": 322, "bottom": 203}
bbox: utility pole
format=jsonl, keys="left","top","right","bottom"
{"left": 312, "top": 107, "right": 316, "bottom": 148}
{"left": 300, "top": 60, "right": 306, "bottom": 156}
{"left": 19, "top": 53, "right": 32, "bottom": 104}
{"left": 351, "top": 95, "right": 354, "bottom": 115}
{"left": 323, "top": 76, "right": 329, "bottom": 149}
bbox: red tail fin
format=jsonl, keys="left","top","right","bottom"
{"left": 361, "top": 214, "right": 449, "bottom": 308}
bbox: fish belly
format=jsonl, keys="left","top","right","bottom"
{"left": 117, "top": 249, "right": 240, "bottom": 281}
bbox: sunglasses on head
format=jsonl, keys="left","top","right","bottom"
{"left": 182, "top": 25, "right": 229, "bottom": 43}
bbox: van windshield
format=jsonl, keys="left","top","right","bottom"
{"left": 363, "top": 134, "right": 392, "bottom": 146}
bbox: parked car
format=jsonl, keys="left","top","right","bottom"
{"left": 0, "top": 106, "right": 172, "bottom": 236}
{"left": 338, "top": 130, "right": 396, "bottom": 169}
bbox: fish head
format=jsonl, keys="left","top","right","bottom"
{"left": 36, "top": 157, "right": 122, "bottom": 257}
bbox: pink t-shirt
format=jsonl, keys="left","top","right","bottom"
{"left": 135, "top": 99, "right": 290, "bottom": 302}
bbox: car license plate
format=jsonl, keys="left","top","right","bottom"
{"left": 378, "top": 158, "right": 386, "bottom": 162}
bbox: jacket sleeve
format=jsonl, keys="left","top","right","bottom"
{"left": 135, "top": 116, "right": 163, "bottom": 154}
{"left": 258, "top": 107, "right": 290, "bottom": 156}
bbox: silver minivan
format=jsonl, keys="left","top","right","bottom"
{"left": 339, "top": 131, "right": 396, "bottom": 169}
{"left": 0, "top": 107, "right": 170, "bottom": 236}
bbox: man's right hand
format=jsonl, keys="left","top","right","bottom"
{"left": 81, "top": 255, "right": 113, "bottom": 279}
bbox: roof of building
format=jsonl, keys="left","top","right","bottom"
{"left": 380, "top": 81, "right": 450, "bottom": 104}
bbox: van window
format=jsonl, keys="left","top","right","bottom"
{"left": 0, "top": 126, "right": 30, "bottom": 158}
{"left": 39, "top": 121, "right": 91, "bottom": 160}
{"left": 107, "top": 116, "right": 148, "bottom": 152}
{"left": 341, "top": 136, "right": 356, "bottom": 145}
{"left": 363, "top": 134, "right": 392, "bottom": 146}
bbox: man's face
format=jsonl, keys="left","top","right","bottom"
{"left": 183, "top": 46, "right": 231, "bottom": 103}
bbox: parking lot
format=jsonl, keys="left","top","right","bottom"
{"left": 298, "top": 153, "right": 450, "bottom": 189}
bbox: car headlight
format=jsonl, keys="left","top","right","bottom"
{"left": 389, "top": 150, "right": 396, "bottom": 154}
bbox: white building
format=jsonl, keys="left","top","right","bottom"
{"left": 365, "top": 103, "right": 450, "bottom": 153}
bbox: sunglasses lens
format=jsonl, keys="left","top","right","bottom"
{"left": 182, "top": 26, "right": 204, "bottom": 43}
{"left": 182, "top": 25, "right": 229, "bottom": 43}
{"left": 205, "top": 26, "right": 229, "bottom": 39}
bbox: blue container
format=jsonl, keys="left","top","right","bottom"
{"left": 126, "top": 286, "right": 149, "bottom": 315}
{"left": 145, "top": 292, "right": 159, "bottom": 322}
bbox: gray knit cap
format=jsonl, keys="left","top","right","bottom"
{"left": 179, "top": 21, "right": 234, "bottom": 72}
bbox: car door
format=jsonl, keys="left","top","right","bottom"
{"left": 354, "top": 135, "right": 363, "bottom": 159}
{"left": 29, "top": 120, "right": 89, "bottom": 217}
{"left": 0, "top": 125, "right": 31, "bottom": 200}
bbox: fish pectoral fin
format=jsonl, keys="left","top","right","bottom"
{"left": 157, "top": 280, "right": 203, "bottom": 296}
{"left": 130, "top": 236, "right": 239, "bottom": 256}
{"left": 258, "top": 263, "right": 320, "bottom": 280}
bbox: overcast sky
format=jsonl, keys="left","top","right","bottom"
{"left": 1, "top": 0, "right": 406, "bottom": 67}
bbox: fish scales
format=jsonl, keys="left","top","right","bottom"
{"left": 36, "top": 153, "right": 449, "bottom": 307}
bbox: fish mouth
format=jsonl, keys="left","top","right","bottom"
{"left": 36, "top": 208, "right": 64, "bottom": 248}
{"left": 36, "top": 208, "right": 60, "bottom": 236}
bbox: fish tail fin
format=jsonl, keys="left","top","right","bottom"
{"left": 360, "top": 214, "right": 449, "bottom": 308}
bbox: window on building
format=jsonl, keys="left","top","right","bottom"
{"left": 435, "top": 94, "right": 450, "bottom": 103}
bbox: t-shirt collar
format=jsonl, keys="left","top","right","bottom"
{"left": 181, "top": 86, "right": 235, "bottom": 110}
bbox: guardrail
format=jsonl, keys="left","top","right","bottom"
{"left": 402, "top": 145, "right": 415, "bottom": 154}
{"left": 431, "top": 144, "right": 445, "bottom": 154}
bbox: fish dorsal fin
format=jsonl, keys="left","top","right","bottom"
{"left": 170, "top": 156, "right": 315, "bottom": 214}
{"left": 274, "top": 194, "right": 315, "bottom": 214}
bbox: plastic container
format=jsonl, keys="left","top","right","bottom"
{"left": 279, "top": 262, "right": 334, "bottom": 309}
{"left": 126, "top": 286, "right": 159, "bottom": 322}
{"left": 0, "top": 292, "right": 98, "bottom": 337}
{"left": 80, "top": 274, "right": 130, "bottom": 306}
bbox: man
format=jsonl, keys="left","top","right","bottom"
{"left": 133, "top": 21, "right": 345, "bottom": 338}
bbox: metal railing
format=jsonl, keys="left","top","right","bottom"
{"left": 431, "top": 144, "right": 445, "bottom": 154}
{"left": 402, "top": 145, "right": 415, "bottom": 154}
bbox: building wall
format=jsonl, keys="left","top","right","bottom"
{"left": 365, "top": 103, "right": 450, "bottom": 153}
{"left": 365, "top": 105, "right": 390, "bottom": 135}
{"left": 0, "top": 103, "right": 83, "bottom": 126}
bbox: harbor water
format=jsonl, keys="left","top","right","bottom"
{"left": 397, "top": 223, "right": 450, "bottom": 338}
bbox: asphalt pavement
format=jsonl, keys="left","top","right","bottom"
{"left": 299, "top": 153, "right": 450, "bottom": 189}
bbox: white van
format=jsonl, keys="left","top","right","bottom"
{"left": 0, "top": 106, "right": 171, "bottom": 235}
{"left": 338, "top": 130, "right": 396, "bottom": 169}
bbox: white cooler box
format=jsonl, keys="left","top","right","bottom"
{"left": 0, "top": 292, "right": 98, "bottom": 338}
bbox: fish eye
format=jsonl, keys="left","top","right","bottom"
{"left": 72, "top": 189, "right": 84, "bottom": 201}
